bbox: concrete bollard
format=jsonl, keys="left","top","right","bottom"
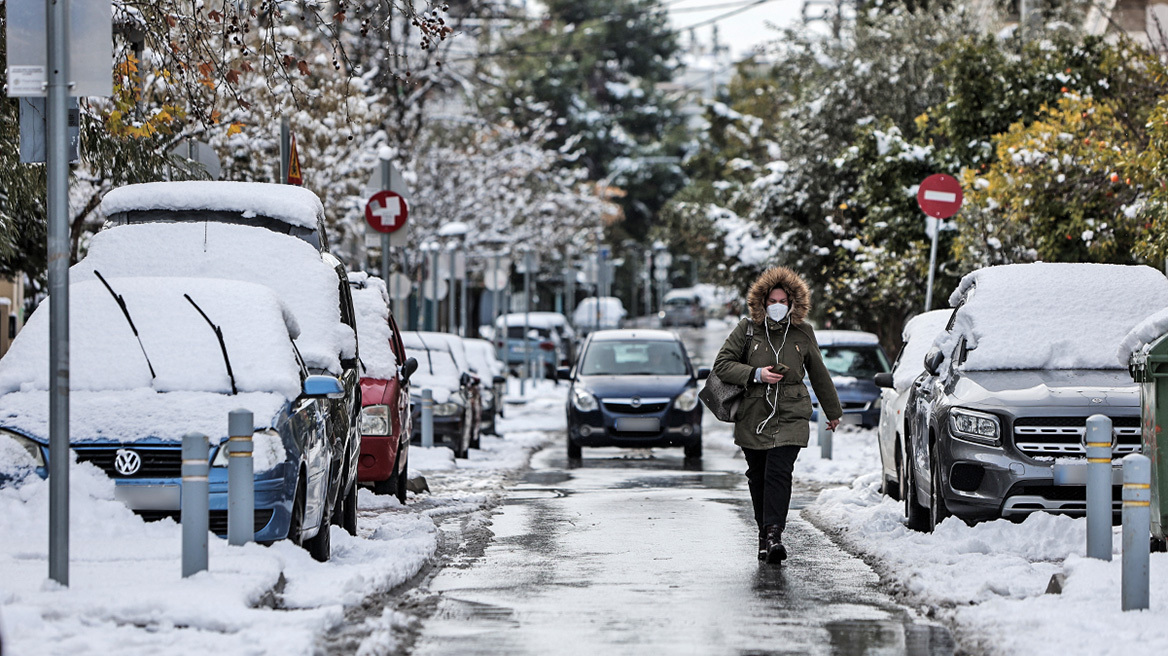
{"left": 1122, "top": 453, "right": 1151, "bottom": 611}
{"left": 818, "top": 408, "right": 831, "bottom": 460}
{"left": 1085, "top": 414, "right": 1113, "bottom": 561}
{"left": 181, "top": 432, "right": 209, "bottom": 577}
{"left": 422, "top": 389, "right": 435, "bottom": 448}
{"left": 227, "top": 409, "right": 254, "bottom": 546}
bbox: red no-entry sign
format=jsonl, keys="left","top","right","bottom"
{"left": 365, "top": 190, "right": 408, "bottom": 233}
{"left": 916, "top": 174, "right": 963, "bottom": 219}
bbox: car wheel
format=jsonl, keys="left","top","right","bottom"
{"left": 683, "top": 439, "right": 702, "bottom": 460}
{"left": 903, "top": 442, "right": 929, "bottom": 532}
{"left": 289, "top": 477, "right": 306, "bottom": 545}
{"left": 395, "top": 455, "right": 408, "bottom": 505}
{"left": 884, "top": 441, "right": 902, "bottom": 501}
{"left": 928, "top": 443, "right": 950, "bottom": 532}
{"left": 304, "top": 488, "right": 332, "bottom": 562}
{"left": 567, "top": 434, "right": 582, "bottom": 460}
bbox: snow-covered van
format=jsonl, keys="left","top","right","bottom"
{"left": 0, "top": 278, "right": 344, "bottom": 560}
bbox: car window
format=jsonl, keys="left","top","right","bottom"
{"left": 580, "top": 340, "right": 688, "bottom": 376}
{"left": 820, "top": 345, "right": 891, "bottom": 378}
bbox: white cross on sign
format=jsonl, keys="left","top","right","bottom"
{"left": 365, "top": 190, "right": 408, "bottom": 233}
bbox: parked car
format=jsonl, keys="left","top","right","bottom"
{"left": 463, "top": 337, "right": 507, "bottom": 436}
{"left": 808, "top": 330, "right": 891, "bottom": 428}
{"left": 0, "top": 277, "right": 345, "bottom": 560}
{"left": 101, "top": 180, "right": 331, "bottom": 251}
{"left": 75, "top": 213, "right": 362, "bottom": 537}
{"left": 873, "top": 310, "right": 952, "bottom": 500}
{"left": 561, "top": 329, "right": 709, "bottom": 460}
{"left": 402, "top": 332, "right": 482, "bottom": 457}
{"left": 494, "top": 313, "right": 567, "bottom": 377}
{"left": 348, "top": 273, "right": 418, "bottom": 503}
{"left": 903, "top": 262, "right": 1168, "bottom": 532}
{"left": 497, "top": 312, "right": 578, "bottom": 365}
{"left": 659, "top": 290, "right": 705, "bottom": 328}
{"left": 573, "top": 297, "right": 626, "bottom": 336}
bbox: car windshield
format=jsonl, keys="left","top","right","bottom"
{"left": 506, "top": 326, "right": 550, "bottom": 339}
{"left": 579, "top": 340, "right": 688, "bottom": 376}
{"left": 820, "top": 345, "right": 890, "bottom": 379}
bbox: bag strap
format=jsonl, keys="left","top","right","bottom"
{"left": 739, "top": 320, "right": 754, "bottom": 363}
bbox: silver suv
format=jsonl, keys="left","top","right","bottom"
{"left": 902, "top": 263, "right": 1168, "bottom": 532}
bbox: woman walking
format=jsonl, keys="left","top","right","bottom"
{"left": 712, "top": 266, "right": 842, "bottom": 564}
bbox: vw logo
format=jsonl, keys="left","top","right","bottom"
{"left": 630, "top": 397, "right": 642, "bottom": 408}
{"left": 113, "top": 449, "right": 142, "bottom": 476}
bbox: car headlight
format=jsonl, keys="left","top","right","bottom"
{"left": 212, "top": 428, "right": 280, "bottom": 467}
{"left": 434, "top": 402, "right": 462, "bottom": 417}
{"left": 361, "top": 405, "right": 390, "bottom": 436}
{"left": 571, "top": 387, "right": 599, "bottom": 412}
{"left": 673, "top": 387, "right": 699, "bottom": 412}
{"left": 0, "top": 429, "right": 45, "bottom": 467}
{"left": 949, "top": 408, "right": 1000, "bottom": 446}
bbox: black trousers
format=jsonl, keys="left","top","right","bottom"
{"left": 743, "top": 445, "right": 801, "bottom": 536}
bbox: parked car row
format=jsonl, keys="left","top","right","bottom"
{"left": 875, "top": 263, "right": 1168, "bottom": 532}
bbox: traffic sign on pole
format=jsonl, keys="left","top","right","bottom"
{"left": 286, "top": 133, "right": 303, "bottom": 186}
{"left": 365, "top": 191, "right": 409, "bottom": 233}
{"left": 916, "top": 174, "right": 963, "bottom": 218}
{"left": 388, "top": 272, "right": 412, "bottom": 299}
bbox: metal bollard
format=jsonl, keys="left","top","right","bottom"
{"left": 818, "top": 409, "right": 831, "bottom": 460}
{"left": 1086, "top": 414, "right": 1113, "bottom": 561}
{"left": 422, "top": 388, "right": 435, "bottom": 448}
{"left": 1122, "top": 453, "right": 1151, "bottom": 611}
{"left": 227, "top": 409, "right": 254, "bottom": 546}
{"left": 181, "top": 432, "right": 209, "bottom": 577}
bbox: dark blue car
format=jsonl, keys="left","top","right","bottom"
{"left": 808, "top": 330, "right": 891, "bottom": 428}
{"left": 560, "top": 330, "right": 709, "bottom": 460}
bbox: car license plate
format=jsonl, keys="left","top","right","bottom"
{"left": 616, "top": 417, "right": 659, "bottom": 432}
{"left": 114, "top": 484, "right": 181, "bottom": 511}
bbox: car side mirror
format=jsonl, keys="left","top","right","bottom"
{"left": 557, "top": 366, "right": 572, "bottom": 380}
{"left": 873, "top": 372, "right": 894, "bottom": 389}
{"left": 493, "top": 375, "right": 506, "bottom": 385}
{"left": 923, "top": 347, "right": 944, "bottom": 376}
{"left": 401, "top": 357, "right": 419, "bottom": 382}
{"left": 696, "top": 367, "right": 711, "bottom": 380}
{"left": 303, "top": 374, "right": 346, "bottom": 399}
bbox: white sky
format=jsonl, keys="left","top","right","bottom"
{"left": 666, "top": 0, "right": 809, "bottom": 58}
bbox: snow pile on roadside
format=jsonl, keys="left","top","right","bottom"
{"left": 808, "top": 472, "right": 1168, "bottom": 655}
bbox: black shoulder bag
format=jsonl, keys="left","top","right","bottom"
{"left": 698, "top": 321, "right": 754, "bottom": 423}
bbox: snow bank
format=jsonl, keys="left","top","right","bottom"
{"left": 893, "top": 310, "right": 952, "bottom": 390}
{"left": 940, "top": 263, "right": 1168, "bottom": 371}
{"left": 100, "top": 181, "right": 324, "bottom": 230}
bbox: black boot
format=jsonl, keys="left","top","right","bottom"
{"left": 758, "top": 531, "right": 767, "bottom": 561}
{"left": 764, "top": 525, "right": 787, "bottom": 564}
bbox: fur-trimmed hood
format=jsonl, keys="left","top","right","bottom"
{"left": 746, "top": 266, "right": 811, "bottom": 326}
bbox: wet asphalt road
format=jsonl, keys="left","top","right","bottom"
{"left": 404, "top": 323, "right": 956, "bottom": 656}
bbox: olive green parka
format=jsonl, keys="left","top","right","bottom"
{"left": 712, "top": 266, "right": 843, "bottom": 450}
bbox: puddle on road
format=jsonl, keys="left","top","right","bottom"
{"left": 520, "top": 471, "right": 573, "bottom": 486}
{"left": 826, "top": 619, "right": 955, "bottom": 656}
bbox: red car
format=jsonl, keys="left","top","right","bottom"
{"left": 349, "top": 273, "right": 417, "bottom": 503}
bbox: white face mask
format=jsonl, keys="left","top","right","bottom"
{"left": 767, "top": 302, "right": 788, "bottom": 322}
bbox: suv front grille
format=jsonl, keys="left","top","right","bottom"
{"left": 75, "top": 446, "right": 183, "bottom": 478}
{"left": 603, "top": 398, "right": 670, "bottom": 414}
{"left": 1013, "top": 416, "right": 1140, "bottom": 458}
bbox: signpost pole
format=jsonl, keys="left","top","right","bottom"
{"left": 492, "top": 254, "right": 501, "bottom": 362}
{"left": 47, "top": 0, "right": 71, "bottom": 587}
{"left": 380, "top": 160, "right": 391, "bottom": 282}
{"left": 459, "top": 245, "right": 468, "bottom": 337}
{"left": 279, "top": 120, "right": 289, "bottom": 184}
{"left": 925, "top": 219, "right": 939, "bottom": 311}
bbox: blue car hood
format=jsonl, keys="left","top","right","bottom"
{"left": 577, "top": 375, "right": 693, "bottom": 399}
{"left": 808, "top": 376, "right": 881, "bottom": 405}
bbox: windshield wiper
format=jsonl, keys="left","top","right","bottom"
{"left": 184, "top": 293, "right": 237, "bottom": 395}
{"left": 93, "top": 270, "right": 156, "bottom": 380}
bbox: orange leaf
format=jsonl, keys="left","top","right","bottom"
{"left": 333, "top": 11, "right": 346, "bottom": 22}
{"left": 210, "top": 109, "right": 221, "bottom": 123}
{"left": 227, "top": 122, "right": 244, "bottom": 136}
{"left": 209, "top": 10, "right": 222, "bottom": 22}
{"left": 282, "top": 55, "right": 295, "bottom": 69}
{"left": 240, "top": 60, "right": 254, "bottom": 72}
{"left": 226, "top": 69, "right": 240, "bottom": 85}
{"left": 198, "top": 62, "right": 214, "bottom": 77}
{"left": 297, "top": 60, "right": 310, "bottom": 76}
{"left": 167, "top": 15, "right": 176, "bottom": 27}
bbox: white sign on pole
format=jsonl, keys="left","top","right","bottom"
{"left": 437, "top": 252, "right": 452, "bottom": 280}
{"left": 453, "top": 252, "right": 466, "bottom": 279}
{"left": 388, "top": 273, "right": 412, "bottom": 299}
{"left": 421, "top": 278, "right": 448, "bottom": 300}
{"left": 5, "top": 0, "right": 113, "bottom": 97}
{"left": 483, "top": 268, "right": 509, "bottom": 292}
{"left": 654, "top": 268, "right": 668, "bottom": 282}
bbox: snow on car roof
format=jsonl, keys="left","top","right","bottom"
{"left": 1117, "top": 306, "right": 1168, "bottom": 365}
{"left": 0, "top": 277, "right": 303, "bottom": 400}
{"left": 940, "top": 263, "right": 1168, "bottom": 371}
{"left": 403, "top": 347, "right": 458, "bottom": 404}
{"left": 815, "top": 330, "right": 880, "bottom": 346}
{"left": 71, "top": 222, "right": 355, "bottom": 374}
{"left": 892, "top": 310, "right": 952, "bottom": 390}
{"left": 402, "top": 332, "right": 472, "bottom": 374}
{"left": 496, "top": 312, "right": 570, "bottom": 329}
{"left": 100, "top": 181, "right": 324, "bottom": 230}
{"left": 588, "top": 329, "right": 678, "bottom": 342}
{"left": 462, "top": 338, "right": 505, "bottom": 377}
{"left": 348, "top": 274, "right": 399, "bottom": 380}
